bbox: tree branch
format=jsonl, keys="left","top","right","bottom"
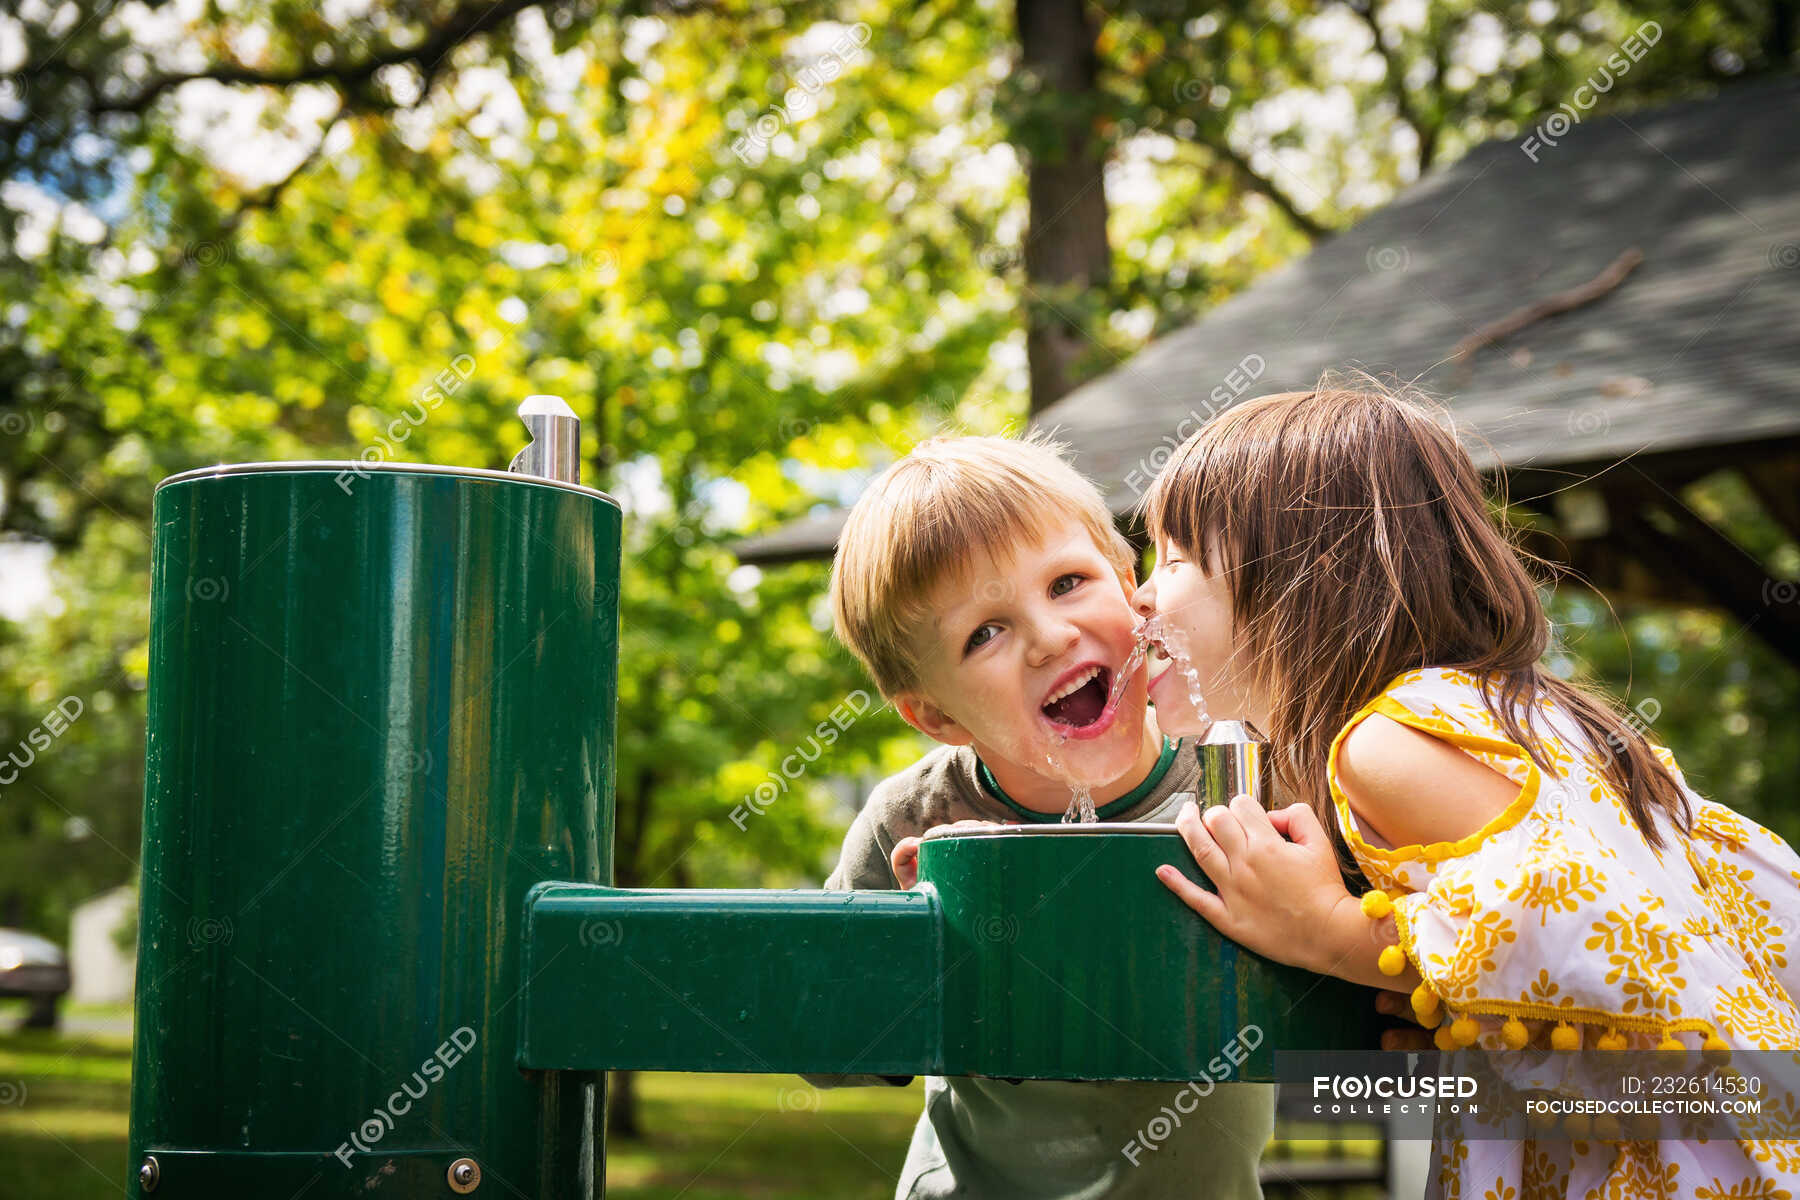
{"left": 155, "top": 98, "right": 349, "bottom": 275}
{"left": 77, "top": 0, "right": 561, "bottom": 117}
{"left": 1179, "top": 136, "right": 1332, "bottom": 240}
{"left": 1450, "top": 247, "right": 1643, "bottom": 363}
{"left": 1342, "top": 0, "right": 1437, "bottom": 169}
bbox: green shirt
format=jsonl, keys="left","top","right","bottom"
{"left": 818, "top": 738, "right": 1273, "bottom": 1199}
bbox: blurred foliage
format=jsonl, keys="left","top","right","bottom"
{"left": 1547, "top": 467, "right": 1800, "bottom": 845}
{"left": 0, "top": 0, "right": 1794, "bottom": 950}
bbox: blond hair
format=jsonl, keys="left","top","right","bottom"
{"left": 830, "top": 432, "right": 1136, "bottom": 698}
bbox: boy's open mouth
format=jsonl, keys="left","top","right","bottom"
{"left": 1040, "top": 664, "right": 1112, "bottom": 730}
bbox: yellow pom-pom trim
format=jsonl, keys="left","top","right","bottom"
{"left": 1703, "top": 1033, "right": 1731, "bottom": 1064}
{"left": 1378, "top": 945, "right": 1407, "bottom": 976}
{"left": 1658, "top": 1033, "right": 1685, "bottom": 1052}
{"left": 1450, "top": 1016, "right": 1481, "bottom": 1046}
{"left": 1563, "top": 1113, "right": 1591, "bottom": 1140}
{"left": 1593, "top": 1114, "right": 1623, "bottom": 1141}
{"left": 1359, "top": 890, "right": 1394, "bottom": 919}
{"left": 1411, "top": 983, "right": 1440, "bottom": 1021}
{"left": 1550, "top": 1022, "right": 1581, "bottom": 1051}
{"left": 1596, "top": 1029, "right": 1629, "bottom": 1052}
{"left": 1501, "top": 1017, "right": 1530, "bottom": 1049}
{"left": 1434, "top": 1023, "right": 1458, "bottom": 1052}
{"left": 1527, "top": 1106, "right": 1558, "bottom": 1134}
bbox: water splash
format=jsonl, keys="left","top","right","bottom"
{"left": 1032, "top": 635, "right": 1161, "bottom": 822}
{"left": 1140, "top": 615, "right": 1211, "bottom": 727}
{"left": 1041, "top": 742, "right": 1097, "bottom": 823}
{"left": 1063, "top": 785, "right": 1096, "bottom": 823}
{"left": 1106, "top": 634, "right": 1148, "bottom": 716}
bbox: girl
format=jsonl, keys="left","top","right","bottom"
{"left": 1130, "top": 380, "right": 1800, "bottom": 1198}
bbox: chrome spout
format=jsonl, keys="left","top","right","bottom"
{"left": 1196, "top": 719, "right": 1266, "bottom": 808}
{"left": 509, "top": 395, "right": 581, "bottom": 485}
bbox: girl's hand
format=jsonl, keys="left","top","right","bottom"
{"left": 1156, "top": 797, "right": 1387, "bottom": 983}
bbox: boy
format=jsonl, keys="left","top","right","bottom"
{"left": 819, "top": 433, "right": 1274, "bottom": 1200}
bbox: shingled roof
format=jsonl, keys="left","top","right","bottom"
{"left": 1034, "top": 74, "right": 1800, "bottom": 500}
{"left": 734, "top": 78, "right": 1800, "bottom": 661}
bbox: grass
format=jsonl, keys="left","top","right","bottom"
{"left": 607, "top": 1074, "right": 923, "bottom": 1199}
{"left": 0, "top": 1028, "right": 133, "bottom": 1198}
{"left": 0, "top": 1030, "right": 921, "bottom": 1200}
{"left": 0, "top": 1031, "right": 1383, "bottom": 1199}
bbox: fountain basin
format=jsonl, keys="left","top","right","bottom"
{"left": 516, "top": 824, "right": 1381, "bottom": 1082}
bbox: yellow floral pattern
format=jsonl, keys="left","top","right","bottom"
{"left": 1335, "top": 668, "right": 1800, "bottom": 1200}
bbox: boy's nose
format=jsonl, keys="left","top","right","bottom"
{"left": 1025, "top": 615, "right": 1081, "bottom": 667}
{"left": 1130, "top": 576, "right": 1156, "bottom": 616}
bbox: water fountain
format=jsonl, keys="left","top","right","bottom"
{"left": 126, "top": 400, "right": 1380, "bottom": 1197}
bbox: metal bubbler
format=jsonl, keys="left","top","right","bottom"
{"left": 1196, "top": 719, "right": 1268, "bottom": 808}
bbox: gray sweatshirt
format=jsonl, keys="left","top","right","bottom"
{"left": 817, "top": 737, "right": 1274, "bottom": 1200}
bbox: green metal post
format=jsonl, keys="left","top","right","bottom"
{"left": 129, "top": 463, "right": 620, "bottom": 1198}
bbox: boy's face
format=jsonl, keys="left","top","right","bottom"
{"left": 895, "top": 518, "right": 1151, "bottom": 788}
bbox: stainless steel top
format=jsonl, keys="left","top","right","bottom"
{"left": 156, "top": 460, "right": 621, "bottom": 507}
{"left": 509, "top": 395, "right": 582, "bottom": 485}
{"left": 1200, "top": 719, "right": 1264, "bottom": 744}
{"left": 919, "top": 822, "right": 1181, "bottom": 840}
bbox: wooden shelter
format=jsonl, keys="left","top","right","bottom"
{"left": 736, "top": 78, "right": 1800, "bottom": 666}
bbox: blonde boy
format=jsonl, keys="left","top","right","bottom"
{"left": 819, "top": 433, "right": 1273, "bottom": 1200}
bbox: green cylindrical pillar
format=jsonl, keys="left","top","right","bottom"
{"left": 129, "top": 463, "right": 621, "bottom": 1198}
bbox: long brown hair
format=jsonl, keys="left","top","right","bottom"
{"left": 1142, "top": 376, "right": 1690, "bottom": 855}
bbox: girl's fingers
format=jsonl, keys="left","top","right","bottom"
{"left": 1279, "top": 802, "right": 1331, "bottom": 850}
{"left": 1174, "top": 801, "right": 1227, "bottom": 880}
{"left": 1266, "top": 803, "right": 1301, "bottom": 838}
{"left": 1156, "top": 865, "right": 1227, "bottom": 928}
{"left": 1228, "top": 793, "right": 1279, "bottom": 846}
{"left": 1201, "top": 800, "right": 1248, "bottom": 861}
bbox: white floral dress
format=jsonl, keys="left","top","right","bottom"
{"left": 1330, "top": 667, "right": 1800, "bottom": 1199}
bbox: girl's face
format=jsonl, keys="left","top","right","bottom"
{"left": 1130, "top": 535, "right": 1262, "bottom": 735}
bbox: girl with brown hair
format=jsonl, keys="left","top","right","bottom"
{"left": 1130, "top": 379, "right": 1800, "bottom": 1197}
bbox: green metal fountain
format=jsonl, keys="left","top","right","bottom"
{"left": 126, "top": 399, "right": 1379, "bottom": 1197}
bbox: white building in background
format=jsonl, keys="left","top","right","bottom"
{"left": 69, "top": 885, "right": 135, "bottom": 1004}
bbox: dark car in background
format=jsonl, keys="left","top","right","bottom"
{"left": 0, "top": 928, "right": 70, "bottom": 1029}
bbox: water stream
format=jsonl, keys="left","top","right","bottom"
{"left": 1038, "top": 619, "right": 1213, "bottom": 823}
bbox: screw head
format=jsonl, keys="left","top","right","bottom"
{"left": 139, "top": 1156, "right": 161, "bottom": 1192}
{"left": 447, "top": 1157, "right": 481, "bottom": 1193}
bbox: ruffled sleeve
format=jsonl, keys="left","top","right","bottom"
{"left": 1325, "top": 671, "right": 1788, "bottom": 1052}
{"left": 1688, "top": 794, "right": 1800, "bottom": 1010}
{"left": 1327, "top": 675, "right": 1544, "bottom": 898}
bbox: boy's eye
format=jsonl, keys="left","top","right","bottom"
{"left": 965, "top": 623, "right": 999, "bottom": 653}
{"left": 1049, "top": 573, "right": 1084, "bottom": 596}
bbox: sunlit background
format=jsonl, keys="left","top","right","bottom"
{"left": 2, "top": 0, "right": 1797, "bottom": 1195}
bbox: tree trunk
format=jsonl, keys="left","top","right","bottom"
{"left": 606, "top": 1069, "right": 643, "bottom": 1139}
{"left": 1014, "top": 0, "right": 1112, "bottom": 416}
{"left": 604, "top": 850, "right": 647, "bottom": 1138}
{"left": 1770, "top": 0, "right": 1797, "bottom": 66}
